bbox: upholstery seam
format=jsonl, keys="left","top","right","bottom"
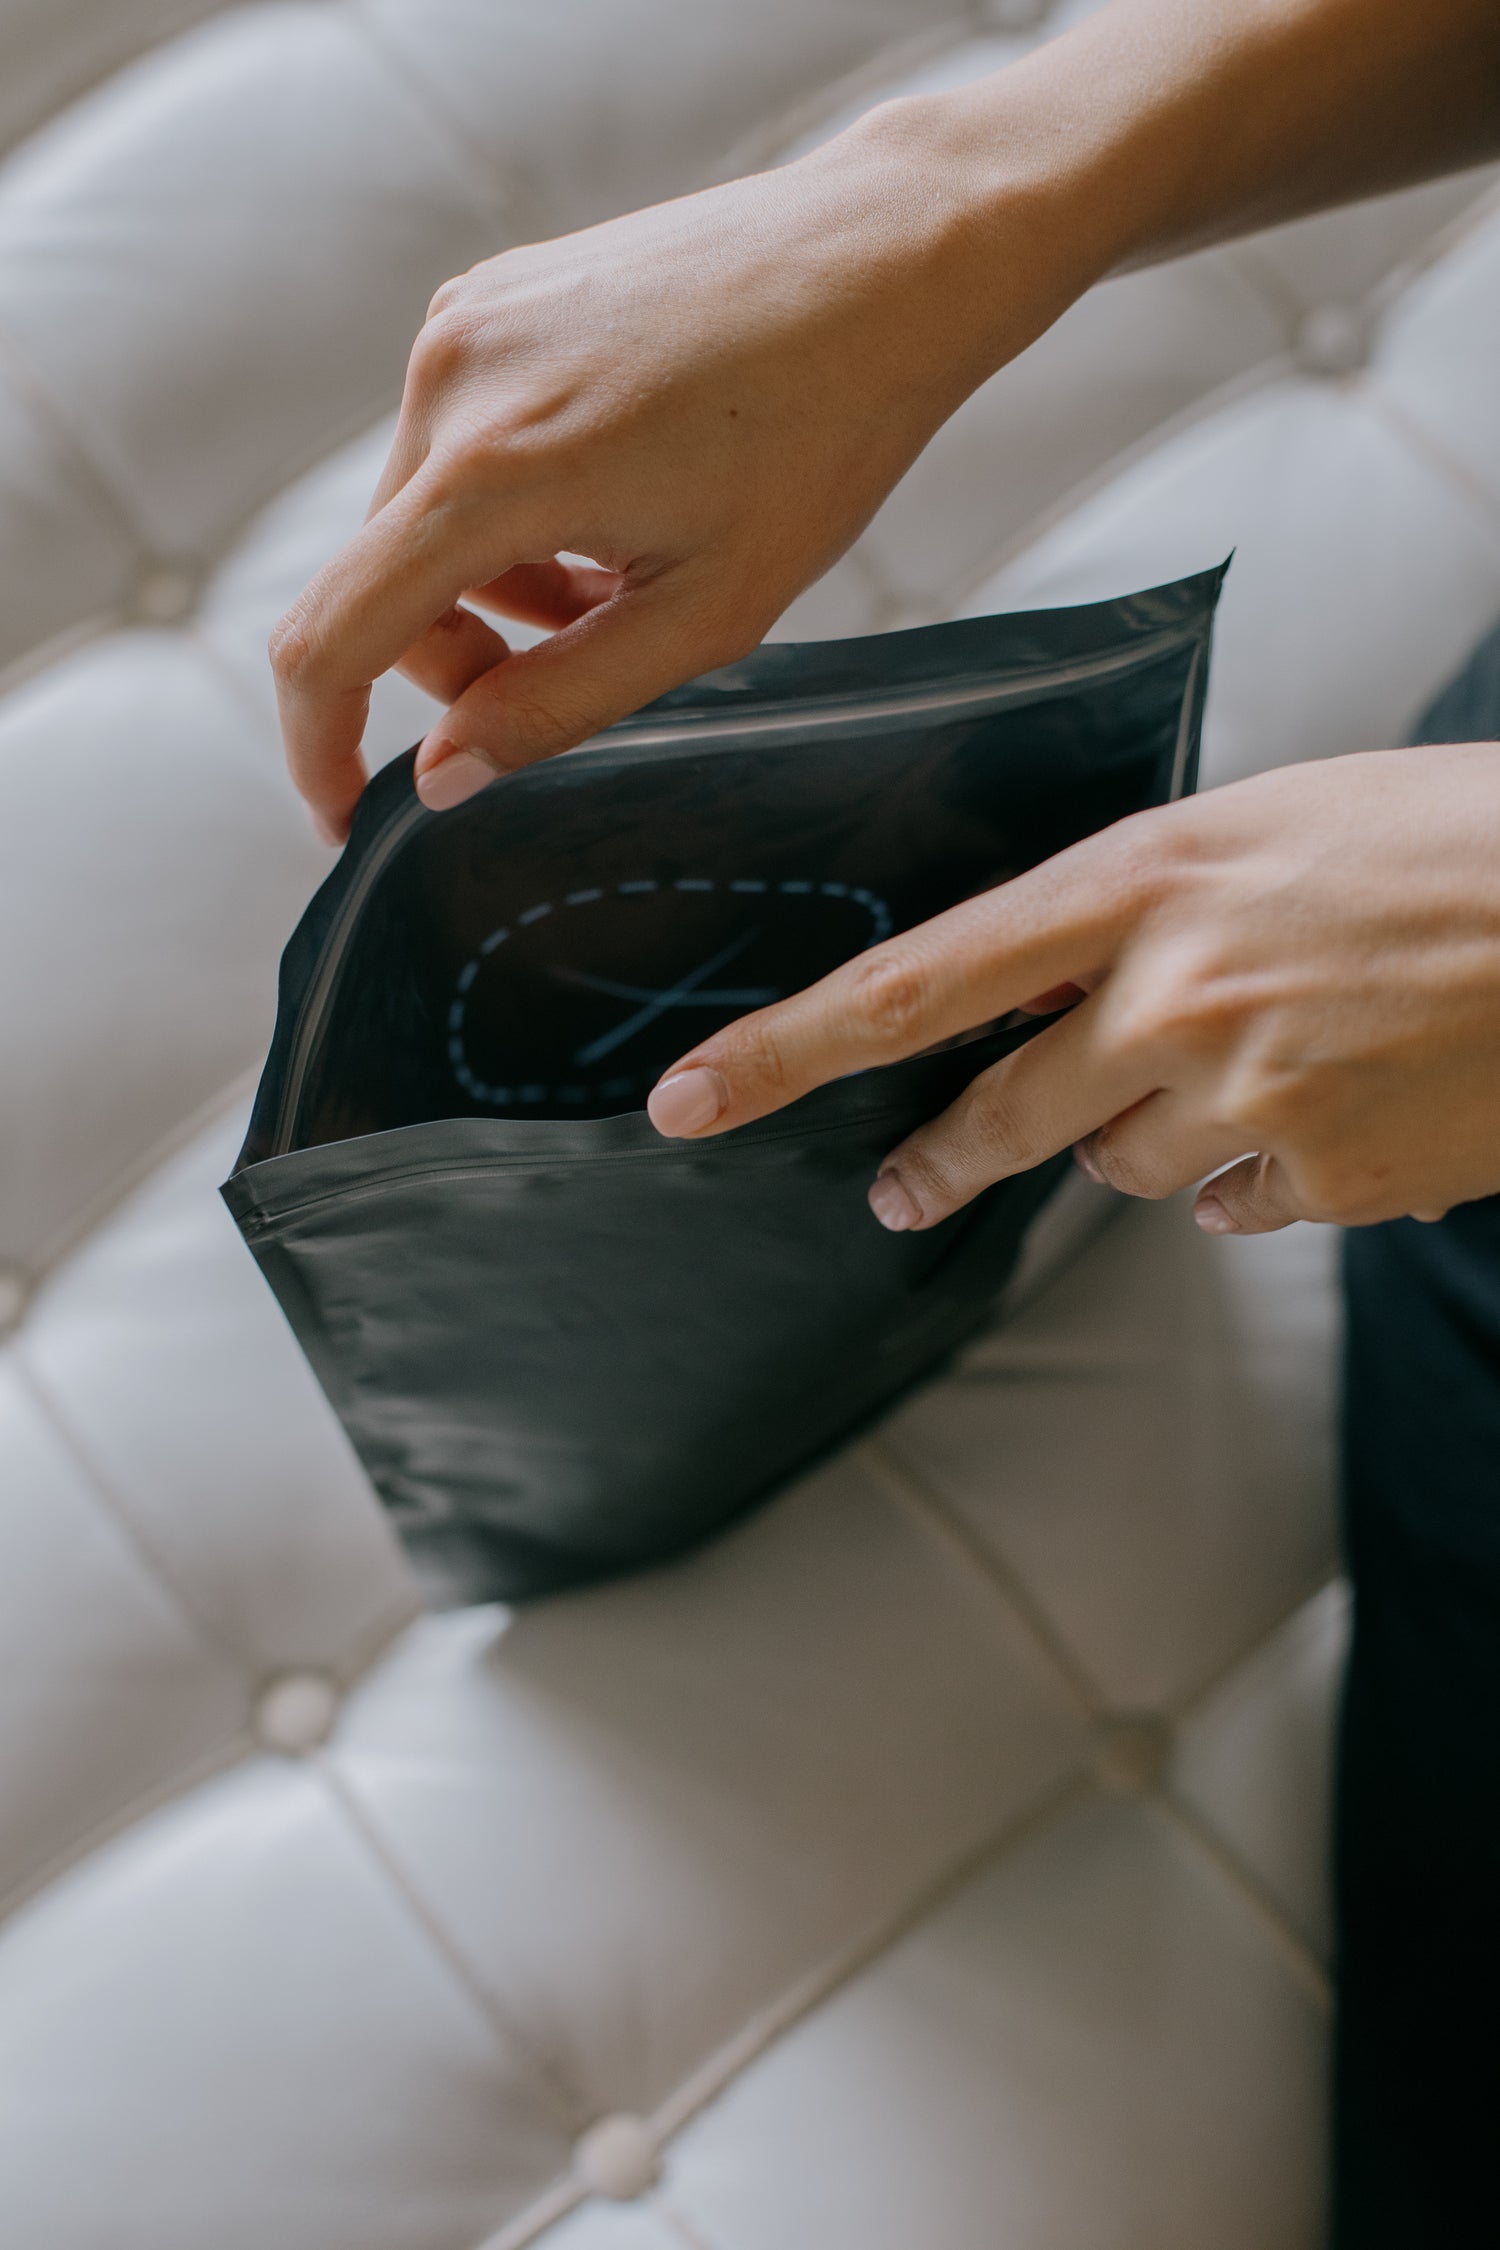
{"left": 1366, "top": 168, "right": 1500, "bottom": 309}
{"left": 889, "top": 165, "right": 1500, "bottom": 624}
{"left": 0, "top": 320, "right": 148, "bottom": 559}
{"left": 470, "top": 1772, "right": 1090, "bottom": 2250}
{"left": 855, "top": 1433, "right": 1104, "bottom": 1716}
{"left": 0, "top": 604, "right": 124, "bottom": 708}
{"left": 8, "top": 1345, "right": 262, "bottom": 1670}
{"left": 708, "top": 8, "right": 990, "bottom": 185}
{"left": 1170, "top": 1567, "right": 1344, "bottom": 1722}
{"left": 8, "top": 1329, "right": 417, "bottom": 1698}
{"left": 924, "top": 349, "right": 1295, "bottom": 622}
{"left": 1154, "top": 1788, "right": 1333, "bottom": 2008}
{"left": 0, "top": 1724, "right": 251, "bottom": 1931}
{"left": 1362, "top": 378, "right": 1500, "bottom": 541}
{"left": 18, "top": 1063, "right": 260, "bottom": 1283}
{"left": 650, "top": 2201, "right": 721, "bottom": 2250}
{"left": 316, "top": 1753, "right": 596, "bottom": 2137}
{"left": 649, "top": 1774, "right": 1088, "bottom": 2141}
{"left": 341, "top": 0, "right": 549, "bottom": 241}
{"left": 0, "top": 1, "right": 241, "bottom": 174}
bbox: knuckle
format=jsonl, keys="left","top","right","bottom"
{"left": 1086, "top": 1131, "right": 1170, "bottom": 1201}
{"left": 407, "top": 306, "right": 476, "bottom": 395}
{"left": 484, "top": 694, "right": 572, "bottom": 766}
{"left": 267, "top": 607, "right": 322, "bottom": 693}
{"left": 1102, "top": 815, "right": 1171, "bottom": 905}
{"left": 894, "top": 1135, "right": 966, "bottom": 1213}
{"left": 1106, "top": 946, "right": 1239, "bottom": 1062}
{"left": 717, "top": 1015, "right": 793, "bottom": 1104}
{"left": 960, "top": 1071, "right": 1040, "bottom": 1171}
{"left": 845, "top": 948, "right": 932, "bottom": 1049}
{"left": 424, "top": 272, "right": 469, "bottom": 324}
{"left": 1099, "top": 802, "right": 1190, "bottom": 907}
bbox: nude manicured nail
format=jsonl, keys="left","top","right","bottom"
{"left": 646, "top": 1067, "right": 727, "bottom": 1137}
{"left": 310, "top": 807, "right": 346, "bottom": 848}
{"left": 868, "top": 1170, "right": 920, "bottom": 1232}
{"left": 1195, "top": 1195, "right": 1238, "bottom": 1235}
{"left": 415, "top": 747, "right": 494, "bottom": 811}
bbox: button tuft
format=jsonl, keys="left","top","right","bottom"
{"left": 0, "top": 1265, "right": 29, "bottom": 1337}
{"left": 134, "top": 563, "right": 199, "bottom": 626}
{"left": 574, "top": 2114, "right": 660, "bottom": 2201}
{"left": 1294, "top": 302, "right": 1371, "bottom": 379}
{"left": 1089, "top": 1712, "right": 1171, "bottom": 1796}
{"left": 253, "top": 1670, "right": 339, "bottom": 1754}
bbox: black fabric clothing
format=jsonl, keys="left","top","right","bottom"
{"left": 1332, "top": 620, "right": 1500, "bottom": 2246}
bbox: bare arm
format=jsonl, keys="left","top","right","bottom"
{"left": 961, "top": 0, "right": 1500, "bottom": 277}
{"left": 272, "top": 0, "right": 1500, "bottom": 835}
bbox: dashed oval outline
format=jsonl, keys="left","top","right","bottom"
{"left": 449, "top": 875, "right": 893, "bottom": 1106}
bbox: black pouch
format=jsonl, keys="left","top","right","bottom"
{"left": 225, "top": 567, "right": 1224, "bottom": 1606}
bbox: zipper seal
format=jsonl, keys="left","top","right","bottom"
{"left": 268, "top": 620, "right": 1203, "bottom": 1157}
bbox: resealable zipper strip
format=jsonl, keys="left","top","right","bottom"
{"left": 267, "top": 617, "right": 1205, "bottom": 1158}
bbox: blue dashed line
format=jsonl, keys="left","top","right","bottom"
{"left": 450, "top": 874, "right": 893, "bottom": 1106}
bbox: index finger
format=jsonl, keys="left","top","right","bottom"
{"left": 644, "top": 832, "right": 1143, "bottom": 1138}
{"left": 269, "top": 465, "right": 547, "bottom": 839}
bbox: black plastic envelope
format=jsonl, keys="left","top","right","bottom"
{"left": 225, "top": 566, "right": 1224, "bottom": 1606}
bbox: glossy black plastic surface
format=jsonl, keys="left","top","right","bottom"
{"left": 226, "top": 569, "right": 1224, "bottom": 1605}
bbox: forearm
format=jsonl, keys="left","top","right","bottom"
{"left": 859, "top": 0, "right": 1500, "bottom": 378}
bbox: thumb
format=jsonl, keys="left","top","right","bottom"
{"left": 413, "top": 573, "right": 755, "bottom": 809}
{"left": 1194, "top": 1152, "right": 1306, "bottom": 1236}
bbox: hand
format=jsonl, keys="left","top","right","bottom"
{"left": 268, "top": 96, "right": 1102, "bottom": 843}
{"left": 644, "top": 745, "right": 1500, "bottom": 1236}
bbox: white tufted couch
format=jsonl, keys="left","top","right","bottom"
{"left": 2, "top": 4, "right": 1498, "bottom": 2246}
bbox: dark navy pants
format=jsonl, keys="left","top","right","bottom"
{"left": 1332, "top": 623, "right": 1500, "bottom": 2246}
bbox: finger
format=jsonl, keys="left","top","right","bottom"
{"left": 469, "top": 557, "right": 622, "bottom": 631}
{"left": 395, "top": 603, "right": 511, "bottom": 707}
{"left": 270, "top": 465, "right": 547, "bottom": 838}
{"left": 365, "top": 415, "right": 428, "bottom": 523}
{"left": 412, "top": 569, "right": 759, "bottom": 809}
{"left": 1194, "top": 1153, "right": 1308, "bottom": 1236}
{"left": 396, "top": 558, "right": 620, "bottom": 711}
{"left": 645, "top": 839, "right": 1141, "bottom": 1138}
{"left": 1075, "top": 1091, "right": 1253, "bottom": 1203}
{"left": 1017, "top": 981, "right": 1087, "bottom": 1017}
{"left": 860, "top": 996, "right": 1162, "bottom": 1231}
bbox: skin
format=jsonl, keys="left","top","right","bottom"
{"left": 270, "top": 0, "right": 1500, "bottom": 1238}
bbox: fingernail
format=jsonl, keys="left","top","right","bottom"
{"left": 1073, "top": 1139, "right": 1104, "bottom": 1185}
{"left": 310, "top": 807, "right": 345, "bottom": 848}
{"left": 1195, "top": 1195, "right": 1238, "bottom": 1236}
{"left": 868, "top": 1169, "right": 921, "bottom": 1232}
{"left": 646, "top": 1067, "right": 728, "bottom": 1137}
{"left": 415, "top": 746, "right": 494, "bottom": 811}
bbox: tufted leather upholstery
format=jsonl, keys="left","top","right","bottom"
{"left": 1, "top": 4, "right": 1496, "bottom": 2245}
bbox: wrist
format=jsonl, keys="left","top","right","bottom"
{"left": 822, "top": 77, "right": 1137, "bottom": 396}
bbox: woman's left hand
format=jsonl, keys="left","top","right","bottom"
{"left": 644, "top": 744, "right": 1500, "bottom": 1236}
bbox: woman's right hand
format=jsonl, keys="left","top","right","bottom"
{"left": 268, "top": 92, "right": 1103, "bottom": 842}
